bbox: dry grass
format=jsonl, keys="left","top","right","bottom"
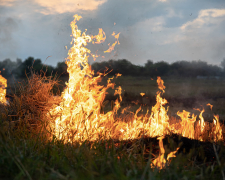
{"left": 97, "top": 76, "right": 225, "bottom": 121}
{"left": 0, "top": 74, "right": 225, "bottom": 179}
{"left": 0, "top": 71, "right": 61, "bottom": 136}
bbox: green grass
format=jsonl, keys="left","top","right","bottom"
{"left": 1, "top": 128, "right": 225, "bottom": 180}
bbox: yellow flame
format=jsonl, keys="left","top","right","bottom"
{"left": 50, "top": 14, "right": 223, "bottom": 145}
{"left": 151, "top": 137, "right": 179, "bottom": 169}
{"left": 177, "top": 110, "right": 197, "bottom": 139}
{"left": 91, "top": 28, "right": 106, "bottom": 44}
{"left": 104, "top": 32, "right": 120, "bottom": 53}
{"left": 213, "top": 115, "right": 223, "bottom": 141}
{"left": 0, "top": 74, "right": 7, "bottom": 104}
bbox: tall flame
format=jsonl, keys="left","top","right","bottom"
{"left": 51, "top": 15, "right": 120, "bottom": 142}
{"left": 50, "top": 14, "right": 224, "bottom": 145}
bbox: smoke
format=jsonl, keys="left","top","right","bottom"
{"left": 0, "top": 17, "right": 18, "bottom": 58}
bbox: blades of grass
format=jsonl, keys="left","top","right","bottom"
{"left": 213, "top": 143, "right": 225, "bottom": 180}
{"left": 140, "top": 157, "right": 152, "bottom": 180}
{"left": 0, "top": 132, "right": 32, "bottom": 180}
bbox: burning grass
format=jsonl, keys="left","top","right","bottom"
{"left": 1, "top": 14, "right": 225, "bottom": 179}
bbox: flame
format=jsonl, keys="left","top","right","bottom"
{"left": 198, "top": 108, "right": 205, "bottom": 136}
{"left": 177, "top": 110, "right": 197, "bottom": 139}
{"left": 207, "top": 103, "right": 213, "bottom": 111}
{"left": 50, "top": 14, "right": 120, "bottom": 142}
{"left": 104, "top": 32, "right": 120, "bottom": 53}
{"left": 49, "top": 14, "right": 224, "bottom": 145}
{"left": 151, "top": 136, "right": 179, "bottom": 169}
{"left": 213, "top": 115, "right": 223, "bottom": 141}
{"left": 0, "top": 14, "right": 223, "bottom": 169}
{"left": 91, "top": 28, "right": 106, "bottom": 44}
{"left": 0, "top": 73, "right": 7, "bottom": 104}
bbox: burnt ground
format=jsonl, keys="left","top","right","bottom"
{"left": 101, "top": 134, "right": 225, "bottom": 165}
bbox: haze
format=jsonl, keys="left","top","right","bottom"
{"left": 0, "top": 0, "right": 225, "bottom": 66}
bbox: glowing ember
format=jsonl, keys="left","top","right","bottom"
{"left": 0, "top": 73, "right": 7, "bottom": 104}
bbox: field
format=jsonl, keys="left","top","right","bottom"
{"left": 1, "top": 75, "right": 225, "bottom": 179}
{"left": 100, "top": 76, "right": 225, "bottom": 121}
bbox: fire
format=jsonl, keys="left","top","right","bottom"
{"left": 151, "top": 136, "right": 179, "bottom": 169}
{"left": 104, "top": 32, "right": 120, "bottom": 53}
{"left": 49, "top": 14, "right": 224, "bottom": 146}
{"left": 91, "top": 28, "right": 106, "bottom": 44}
{"left": 177, "top": 110, "right": 197, "bottom": 139}
{"left": 0, "top": 14, "right": 222, "bottom": 170}
{"left": 0, "top": 73, "right": 7, "bottom": 104}
{"left": 0, "top": 13, "right": 223, "bottom": 170}
{"left": 50, "top": 14, "right": 119, "bottom": 141}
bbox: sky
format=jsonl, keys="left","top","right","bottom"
{"left": 0, "top": 0, "right": 225, "bottom": 67}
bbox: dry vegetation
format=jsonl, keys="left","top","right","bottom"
{"left": 1, "top": 73, "right": 225, "bottom": 179}
{"left": 97, "top": 76, "right": 225, "bottom": 121}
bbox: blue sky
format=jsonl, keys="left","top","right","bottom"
{"left": 0, "top": 0, "right": 225, "bottom": 66}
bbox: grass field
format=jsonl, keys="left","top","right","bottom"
{"left": 1, "top": 75, "right": 225, "bottom": 179}
{"left": 97, "top": 76, "right": 225, "bottom": 121}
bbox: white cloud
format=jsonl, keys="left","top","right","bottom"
{"left": 0, "top": 0, "right": 15, "bottom": 7}
{"left": 33, "top": 0, "right": 107, "bottom": 14}
{"left": 181, "top": 9, "right": 225, "bottom": 30}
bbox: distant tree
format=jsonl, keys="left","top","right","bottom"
{"left": 153, "top": 61, "right": 170, "bottom": 77}
{"left": 145, "top": 60, "right": 154, "bottom": 68}
{"left": 221, "top": 58, "right": 225, "bottom": 71}
{"left": 55, "top": 62, "right": 68, "bottom": 77}
{"left": 20, "top": 57, "right": 50, "bottom": 78}
{"left": 0, "top": 58, "right": 21, "bottom": 78}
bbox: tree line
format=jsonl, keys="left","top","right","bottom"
{"left": 0, "top": 57, "right": 68, "bottom": 79}
{"left": 1, "top": 57, "right": 225, "bottom": 79}
{"left": 92, "top": 59, "right": 225, "bottom": 78}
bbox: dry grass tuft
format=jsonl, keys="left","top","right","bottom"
{"left": 0, "top": 70, "right": 61, "bottom": 135}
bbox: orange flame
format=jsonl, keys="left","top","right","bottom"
{"left": 91, "top": 28, "right": 106, "bottom": 44}
{"left": 0, "top": 73, "right": 7, "bottom": 104}
{"left": 104, "top": 32, "right": 120, "bottom": 53}
{"left": 50, "top": 14, "right": 223, "bottom": 147}
{"left": 177, "top": 110, "right": 197, "bottom": 139}
{"left": 151, "top": 136, "right": 179, "bottom": 169}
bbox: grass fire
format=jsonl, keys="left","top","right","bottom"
{"left": 1, "top": 14, "right": 225, "bottom": 180}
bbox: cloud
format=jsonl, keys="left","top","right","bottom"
{"left": 0, "top": 0, "right": 15, "bottom": 7}
{"left": 181, "top": 9, "right": 225, "bottom": 30}
{"left": 33, "top": 0, "right": 107, "bottom": 14}
{"left": 175, "top": 8, "right": 225, "bottom": 64}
